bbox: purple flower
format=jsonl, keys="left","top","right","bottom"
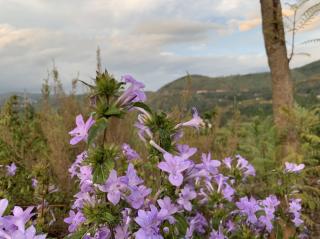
{"left": 8, "top": 206, "right": 35, "bottom": 232}
{"left": 223, "top": 157, "right": 233, "bottom": 169}
{"left": 177, "top": 144, "right": 197, "bottom": 160}
{"left": 126, "top": 164, "right": 143, "bottom": 188}
{"left": 222, "top": 183, "right": 235, "bottom": 202}
{"left": 199, "top": 153, "right": 221, "bottom": 175}
{"left": 157, "top": 196, "right": 178, "bottom": 224}
{"left": 135, "top": 121, "right": 153, "bottom": 142}
{"left": 122, "top": 143, "right": 140, "bottom": 161}
{"left": 6, "top": 163, "right": 17, "bottom": 176}
{"left": 180, "top": 108, "right": 204, "bottom": 129}
{"left": 69, "top": 151, "right": 88, "bottom": 178}
{"left": 11, "top": 225, "right": 46, "bottom": 239}
{"left": 72, "top": 192, "right": 96, "bottom": 209}
{"left": 127, "top": 185, "right": 151, "bottom": 209}
{"left": 259, "top": 195, "right": 280, "bottom": 232}
{"left": 236, "top": 196, "right": 261, "bottom": 224}
{"left": 125, "top": 164, "right": 151, "bottom": 209}
{"left": 98, "top": 170, "right": 128, "bottom": 205}
{"left": 115, "top": 209, "right": 131, "bottom": 239}
{"left": 289, "top": 198, "right": 303, "bottom": 227}
{"left": 158, "top": 153, "right": 192, "bottom": 187}
{"left": 215, "top": 174, "right": 228, "bottom": 193}
{"left": 245, "top": 164, "right": 256, "bottom": 177}
{"left": 115, "top": 224, "right": 130, "bottom": 239}
{"left": 285, "top": 162, "right": 305, "bottom": 173}
{"left": 114, "top": 208, "right": 131, "bottom": 239}
{"left": 177, "top": 186, "right": 197, "bottom": 211}
{"left": 198, "top": 188, "right": 209, "bottom": 205}
{"left": 69, "top": 114, "right": 95, "bottom": 145}
{"left": 225, "top": 220, "right": 236, "bottom": 233}
{"left": 236, "top": 155, "right": 256, "bottom": 177}
{"left": 0, "top": 199, "right": 46, "bottom": 238}
{"left": 206, "top": 174, "right": 235, "bottom": 202}
{"left": 31, "top": 178, "right": 38, "bottom": 188}
{"left": 78, "top": 166, "right": 93, "bottom": 192}
{"left": 135, "top": 205, "right": 163, "bottom": 239}
{"left": 117, "top": 75, "right": 146, "bottom": 107}
{"left": 64, "top": 210, "right": 86, "bottom": 233}
{"left": 94, "top": 227, "right": 111, "bottom": 239}
{"left": 80, "top": 180, "right": 93, "bottom": 193}
{"left": 209, "top": 226, "right": 226, "bottom": 239}
{"left": 185, "top": 213, "right": 208, "bottom": 238}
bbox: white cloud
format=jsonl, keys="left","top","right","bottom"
{"left": 0, "top": 0, "right": 319, "bottom": 93}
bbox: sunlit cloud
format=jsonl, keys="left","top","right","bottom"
{"left": 238, "top": 18, "right": 262, "bottom": 32}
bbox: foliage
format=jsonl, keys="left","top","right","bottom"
{"left": 62, "top": 72, "right": 319, "bottom": 238}
{"left": 0, "top": 67, "right": 319, "bottom": 238}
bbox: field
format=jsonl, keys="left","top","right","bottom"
{"left": 0, "top": 70, "right": 319, "bottom": 238}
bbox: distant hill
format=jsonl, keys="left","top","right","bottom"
{"left": 1, "top": 60, "right": 320, "bottom": 117}
{"left": 148, "top": 60, "right": 320, "bottom": 115}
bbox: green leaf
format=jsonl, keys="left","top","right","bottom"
{"left": 87, "top": 118, "right": 108, "bottom": 145}
{"left": 274, "top": 221, "right": 284, "bottom": 239}
{"left": 174, "top": 214, "right": 188, "bottom": 235}
{"left": 78, "top": 80, "right": 95, "bottom": 89}
{"left": 132, "top": 102, "right": 153, "bottom": 114}
{"left": 101, "top": 211, "right": 116, "bottom": 224}
{"left": 104, "top": 105, "right": 123, "bottom": 118}
{"left": 93, "top": 160, "right": 114, "bottom": 184}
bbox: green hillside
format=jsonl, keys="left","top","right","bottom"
{"left": 148, "top": 60, "right": 320, "bottom": 115}
{"left": 1, "top": 60, "right": 320, "bottom": 117}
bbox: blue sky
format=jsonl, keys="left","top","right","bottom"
{"left": 0, "top": 0, "right": 319, "bottom": 93}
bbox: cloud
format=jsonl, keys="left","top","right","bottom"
{"left": 132, "top": 19, "right": 223, "bottom": 46}
{"left": 0, "top": 24, "right": 52, "bottom": 48}
{"left": 0, "top": 0, "right": 319, "bottom": 94}
{"left": 136, "top": 19, "right": 221, "bottom": 35}
{"left": 238, "top": 18, "right": 262, "bottom": 31}
{"left": 216, "top": 0, "right": 243, "bottom": 13}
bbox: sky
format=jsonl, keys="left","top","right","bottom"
{"left": 0, "top": 0, "right": 319, "bottom": 93}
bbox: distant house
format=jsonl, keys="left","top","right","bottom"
{"left": 196, "top": 90, "right": 208, "bottom": 94}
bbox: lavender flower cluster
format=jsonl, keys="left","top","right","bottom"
{"left": 64, "top": 74, "right": 307, "bottom": 239}
{"left": 0, "top": 199, "right": 46, "bottom": 238}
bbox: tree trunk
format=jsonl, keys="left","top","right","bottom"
{"left": 260, "top": 0, "right": 297, "bottom": 156}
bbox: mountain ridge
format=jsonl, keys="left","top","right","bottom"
{"left": 149, "top": 59, "right": 320, "bottom": 113}
{"left": 1, "top": 60, "right": 320, "bottom": 115}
